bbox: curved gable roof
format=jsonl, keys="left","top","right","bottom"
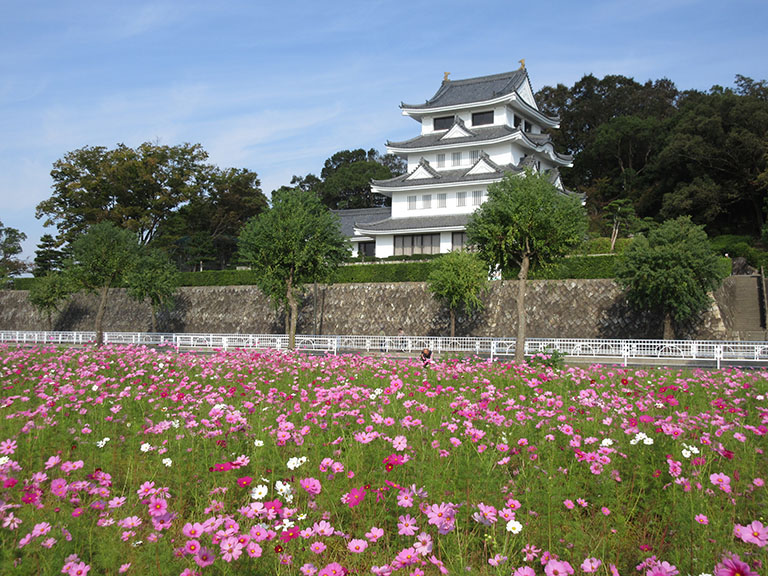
{"left": 402, "top": 69, "right": 528, "bottom": 110}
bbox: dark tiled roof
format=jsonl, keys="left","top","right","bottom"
{"left": 372, "top": 162, "right": 521, "bottom": 189}
{"left": 388, "top": 125, "right": 520, "bottom": 149}
{"left": 402, "top": 69, "right": 528, "bottom": 110}
{"left": 332, "top": 207, "right": 391, "bottom": 237}
{"left": 355, "top": 213, "right": 470, "bottom": 233}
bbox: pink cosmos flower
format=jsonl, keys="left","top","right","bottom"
{"left": 365, "top": 526, "right": 384, "bottom": 543}
{"left": 488, "top": 554, "right": 508, "bottom": 566}
{"left": 739, "top": 520, "right": 768, "bottom": 547}
{"left": 563, "top": 499, "right": 575, "bottom": 509}
{"left": 544, "top": 560, "right": 574, "bottom": 576}
{"left": 67, "top": 562, "right": 91, "bottom": 576}
{"left": 195, "top": 547, "right": 216, "bottom": 568}
{"left": 695, "top": 514, "right": 709, "bottom": 525}
{"left": 0, "top": 439, "right": 17, "bottom": 455}
{"left": 714, "top": 553, "right": 759, "bottom": 576}
{"left": 581, "top": 558, "right": 602, "bottom": 573}
{"left": 347, "top": 538, "right": 368, "bottom": 553}
{"left": 397, "top": 514, "right": 418, "bottom": 536}
{"left": 514, "top": 567, "right": 536, "bottom": 576}
{"left": 246, "top": 541, "right": 263, "bottom": 558}
{"left": 343, "top": 487, "right": 366, "bottom": 508}
{"left": 310, "top": 541, "right": 327, "bottom": 554}
{"left": 414, "top": 532, "right": 433, "bottom": 555}
{"left": 184, "top": 539, "right": 201, "bottom": 555}
{"left": 301, "top": 477, "right": 322, "bottom": 495}
{"left": 318, "top": 562, "right": 345, "bottom": 576}
{"left": 710, "top": 472, "right": 732, "bottom": 492}
{"left": 646, "top": 561, "right": 678, "bottom": 576}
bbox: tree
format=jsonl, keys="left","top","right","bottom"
{"left": 0, "top": 220, "right": 28, "bottom": 283}
{"left": 466, "top": 170, "right": 586, "bottom": 363}
{"left": 286, "top": 148, "right": 406, "bottom": 209}
{"left": 28, "top": 273, "right": 74, "bottom": 330}
{"left": 68, "top": 222, "right": 141, "bottom": 345}
{"left": 427, "top": 250, "right": 488, "bottom": 337}
{"left": 125, "top": 249, "right": 179, "bottom": 332}
{"left": 33, "top": 234, "right": 69, "bottom": 276}
{"left": 604, "top": 199, "right": 637, "bottom": 252}
{"left": 238, "top": 188, "right": 350, "bottom": 348}
{"left": 615, "top": 217, "right": 723, "bottom": 339}
{"left": 37, "top": 142, "right": 209, "bottom": 246}
{"left": 154, "top": 167, "right": 267, "bottom": 270}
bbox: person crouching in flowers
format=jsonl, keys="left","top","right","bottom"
{"left": 419, "top": 348, "right": 432, "bottom": 367}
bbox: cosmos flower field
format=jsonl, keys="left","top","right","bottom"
{"left": 0, "top": 345, "right": 766, "bottom": 576}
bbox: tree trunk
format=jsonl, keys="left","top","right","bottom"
{"left": 515, "top": 253, "right": 530, "bottom": 365}
{"left": 94, "top": 284, "right": 109, "bottom": 346}
{"left": 286, "top": 273, "right": 297, "bottom": 350}
{"left": 150, "top": 305, "right": 158, "bottom": 333}
{"left": 610, "top": 219, "right": 619, "bottom": 252}
{"left": 450, "top": 308, "right": 455, "bottom": 338}
{"left": 663, "top": 312, "right": 675, "bottom": 340}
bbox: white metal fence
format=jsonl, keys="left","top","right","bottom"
{"left": 2, "top": 330, "right": 768, "bottom": 368}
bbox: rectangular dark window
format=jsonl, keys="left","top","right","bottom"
{"left": 437, "top": 193, "right": 446, "bottom": 208}
{"left": 452, "top": 232, "right": 467, "bottom": 250}
{"left": 436, "top": 153, "right": 445, "bottom": 168}
{"left": 514, "top": 115, "right": 522, "bottom": 129}
{"left": 457, "top": 191, "right": 466, "bottom": 207}
{"left": 359, "top": 241, "right": 375, "bottom": 257}
{"left": 472, "top": 111, "right": 494, "bottom": 126}
{"left": 394, "top": 234, "right": 440, "bottom": 256}
{"left": 433, "top": 116, "right": 453, "bottom": 131}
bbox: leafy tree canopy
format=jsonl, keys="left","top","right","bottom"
{"left": 0, "top": 220, "right": 28, "bottom": 282}
{"left": 467, "top": 170, "right": 586, "bottom": 363}
{"left": 615, "top": 216, "right": 723, "bottom": 339}
{"left": 287, "top": 149, "right": 406, "bottom": 209}
{"left": 427, "top": 250, "right": 488, "bottom": 337}
{"left": 238, "top": 188, "right": 350, "bottom": 348}
{"left": 37, "top": 142, "right": 210, "bottom": 246}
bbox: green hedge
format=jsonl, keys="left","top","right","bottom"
{"left": 177, "top": 270, "right": 262, "bottom": 287}
{"left": 331, "top": 262, "right": 431, "bottom": 283}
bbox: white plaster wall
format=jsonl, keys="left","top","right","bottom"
{"left": 390, "top": 183, "right": 490, "bottom": 219}
{"left": 440, "top": 232, "right": 453, "bottom": 253}
{"left": 375, "top": 235, "right": 394, "bottom": 258}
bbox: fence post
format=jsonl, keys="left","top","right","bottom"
{"left": 715, "top": 345, "right": 723, "bottom": 370}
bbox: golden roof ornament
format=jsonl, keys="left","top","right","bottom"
{"left": 443, "top": 72, "right": 450, "bottom": 82}
{"left": 519, "top": 59, "right": 526, "bottom": 69}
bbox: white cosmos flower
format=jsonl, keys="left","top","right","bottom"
{"left": 162, "top": 458, "right": 173, "bottom": 467}
{"left": 251, "top": 485, "right": 268, "bottom": 500}
{"left": 140, "top": 443, "right": 152, "bottom": 453}
{"left": 286, "top": 456, "right": 307, "bottom": 470}
{"left": 253, "top": 439, "right": 264, "bottom": 447}
{"left": 506, "top": 520, "right": 522, "bottom": 534}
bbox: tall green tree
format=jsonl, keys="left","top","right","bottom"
{"left": 154, "top": 167, "right": 267, "bottom": 270}
{"left": 125, "top": 249, "right": 179, "bottom": 332}
{"left": 28, "top": 273, "right": 73, "bottom": 330}
{"left": 427, "top": 250, "right": 488, "bottom": 337}
{"left": 33, "top": 234, "right": 69, "bottom": 276}
{"left": 238, "top": 189, "right": 349, "bottom": 348}
{"left": 615, "top": 217, "right": 723, "bottom": 339}
{"left": 0, "top": 220, "right": 27, "bottom": 283}
{"left": 466, "top": 171, "right": 586, "bottom": 363}
{"left": 68, "top": 222, "right": 141, "bottom": 345}
{"left": 37, "top": 142, "right": 209, "bottom": 246}
{"left": 286, "top": 149, "right": 406, "bottom": 209}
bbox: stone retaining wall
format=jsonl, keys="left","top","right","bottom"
{"left": 0, "top": 278, "right": 736, "bottom": 340}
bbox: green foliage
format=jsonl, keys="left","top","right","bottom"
{"left": 579, "top": 237, "right": 633, "bottom": 255}
{"left": 529, "top": 255, "right": 619, "bottom": 279}
{"left": 286, "top": 148, "right": 405, "bottom": 210}
{"left": 0, "top": 219, "right": 28, "bottom": 283}
{"left": 467, "top": 170, "right": 588, "bottom": 275}
{"left": 153, "top": 167, "right": 267, "bottom": 270}
{"left": 238, "top": 188, "right": 349, "bottom": 346}
{"left": 709, "top": 235, "right": 767, "bottom": 268}
{"left": 332, "top": 262, "right": 431, "bottom": 283}
{"left": 616, "top": 217, "right": 723, "bottom": 334}
{"left": 125, "top": 249, "right": 180, "bottom": 331}
{"left": 33, "top": 233, "right": 68, "bottom": 275}
{"left": 28, "top": 272, "right": 74, "bottom": 329}
{"left": 37, "top": 142, "right": 211, "bottom": 246}
{"left": 427, "top": 251, "right": 488, "bottom": 336}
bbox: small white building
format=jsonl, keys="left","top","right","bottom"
{"left": 343, "top": 66, "right": 574, "bottom": 258}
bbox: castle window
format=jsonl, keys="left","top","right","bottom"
{"left": 437, "top": 193, "right": 447, "bottom": 208}
{"left": 472, "top": 190, "right": 483, "bottom": 205}
{"left": 394, "top": 234, "right": 440, "bottom": 256}
{"left": 407, "top": 195, "right": 417, "bottom": 210}
{"left": 472, "top": 111, "right": 493, "bottom": 126}
{"left": 422, "top": 194, "right": 432, "bottom": 209}
{"left": 452, "top": 152, "right": 462, "bottom": 166}
{"left": 452, "top": 232, "right": 468, "bottom": 251}
{"left": 514, "top": 115, "right": 522, "bottom": 129}
{"left": 457, "top": 191, "right": 466, "bottom": 207}
{"left": 433, "top": 116, "right": 453, "bottom": 131}
{"left": 470, "top": 150, "right": 480, "bottom": 164}
{"left": 437, "top": 153, "right": 445, "bottom": 168}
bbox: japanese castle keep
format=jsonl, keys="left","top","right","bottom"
{"left": 341, "top": 65, "right": 575, "bottom": 258}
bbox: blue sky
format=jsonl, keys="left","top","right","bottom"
{"left": 2, "top": 0, "right": 766, "bottom": 262}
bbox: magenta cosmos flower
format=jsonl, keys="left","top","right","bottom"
{"left": 714, "top": 553, "right": 759, "bottom": 576}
